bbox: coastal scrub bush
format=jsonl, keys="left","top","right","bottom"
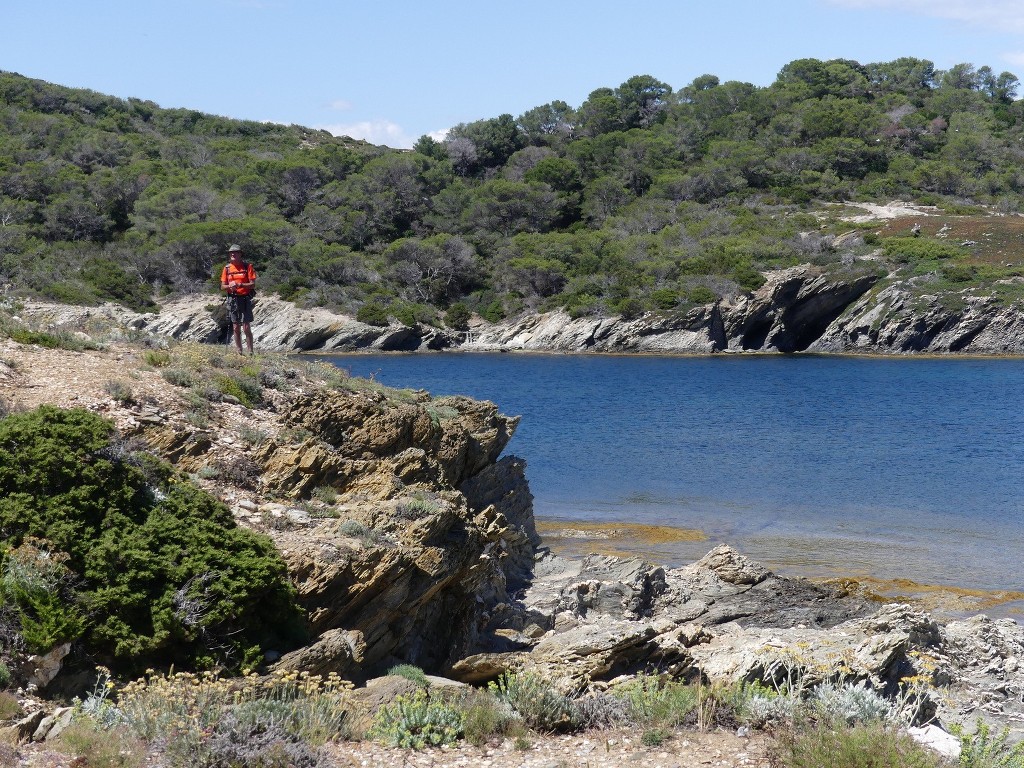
{"left": 460, "top": 688, "right": 520, "bottom": 746}
{"left": 811, "top": 681, "right": 893, "bottom": 725}
{"left": 770, "top": 719, "right": 943, "bottom": 768}
{"left": 951, "top": 718, "right": 1024, "bottom": 768}
{"left": 394, "top": 496, "right": 440, "bottom": 520}
{"left": 613, "top": 673, "right": 697, "bottom": 728}
{"left": 386, "top": 663, "right": 429, "bottom": 687}
{"left": 0, "top": 406, "right": 304, "bottom": 673}
{"left": 356, "top": 302, "right": 389, "bottom": 327}
{"left": 489, "top": 670, "right": 580, "bottom": 732}
{"left": 444, "top": 302, "right": 471, "bottom": 330}
{"left": 0, "top": 690, "right": 20, "bottom": 718}
{"left": 368, "top": 688, "right": 464, "bottom": 749}
{"left": 101, "top": 669, "right": 350, "bottom": 767}
{"left": 52, "top": 722, "right": 145, "bottom": 768}
{"left": 142, "top": 349, "right": 171, "bottom": 368}
{"left": 882, "top": 237, "right": 967, "bottom": 265}
{"left": 103, "top": 379, "right": 136, "bottom": 405}
{"left": 0, "top": 539, "right": 85, "bottom": 653}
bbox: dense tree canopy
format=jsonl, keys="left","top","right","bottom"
{"left": 0, "top": 58, "right": 1022, "bottom": 322}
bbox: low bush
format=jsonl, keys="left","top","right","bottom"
{"left": 0, "top": 406, "right": 304, "bottom": 673}
{"left": 0, "top": 690, "right": 21, "bottom": 718}
{"left": 356, "top": 302, "right": 390, "bottom": 327}
{"left": 387, "top": 664, "right": 429, "bottom": 687}
{"left": 951, "top": 718, "right": 1024, "bottom": 768}
{"left": 489, "top": 670, "right": 580, "bottom": 733}
{"left": 460, "top": 688, "right": 520, "bottom": 746}
{"left": 770, "top": 719, "right": 943, "bottom": 768}
{"left": 614, "top": 673, "right": 697, "bottom": 728}
{"left": 52, "top": 721, "right": 145, "bottom": 768}
{"left": 368, "top": 688, "right": 464, "bottom": 749}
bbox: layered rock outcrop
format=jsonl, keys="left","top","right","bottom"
{"left": 17, "top": 259, "right": 1024, "bottom": 355}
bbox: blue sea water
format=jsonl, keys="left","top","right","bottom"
{"left": 322, "top": 352, "right": 1024, "bottom": 597}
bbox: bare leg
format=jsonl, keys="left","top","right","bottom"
{"left": 242, "top": 323, "right": 254, "bottom": 355}
{"left": 232, "top": 323, "right": 243, "bottom": 354}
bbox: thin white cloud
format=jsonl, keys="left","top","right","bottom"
{"left": 825, "top": 0, "right": 1024, "bottom": 33}
{"left": 318, "top": 120, "right": 415, "bottom": 149}
{"left": 328, "top": 99, "right": 353, "bottom": 111}
{"left": 427, "top": 128, "right": 450, "bottom": 142}
{"left": 1003, "top": 51, "right": 1024, "bottom": 67}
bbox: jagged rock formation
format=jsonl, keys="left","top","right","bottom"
{"left": 447, "top": 546, "right": 1024, "bottom": 738}
{"left": 17, "top": 260, "right": 1024, "bottom": 355}
{"left": 811, "top": 281, "right": 1024, "bottom": 354}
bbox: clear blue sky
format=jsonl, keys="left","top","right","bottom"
{"left": 6, "top": 1, "right": 1024, "bottom": 148}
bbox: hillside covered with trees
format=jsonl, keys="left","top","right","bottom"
{"left": 1, "top": 57, "right": 1022, "bottom": 327}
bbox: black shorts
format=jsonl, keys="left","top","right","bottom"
{"left": 228, "top": 294, "right": 254, "bottom": 324}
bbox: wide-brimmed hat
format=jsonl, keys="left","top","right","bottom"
{"left": 227, "top": 243, "right": 243, "bottom": 253}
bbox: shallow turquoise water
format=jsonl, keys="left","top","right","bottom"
{"left": 324, "top": 352, "right": 1024, "bottom": 597}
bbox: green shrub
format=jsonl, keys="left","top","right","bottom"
{"left": 0, "top": 540, "right": 85, "bottom": 652}
{"left": 391, "top": 301, "right": 437, "bottom": 328}
{"left": 614, "top": 674, "right": 697, "bottom": 728}
{"left": 52, "top": 722, "right": 145, "bottom": 768}
{"left": 489, "top": 670, "right": 580, "bottom": 733}
{"left": 444, "top": 302, "right": 471, "bottom": 331}
{"left": 460, "top": 688, "right": 520, "bottom": 746}
{"left": 310, "top": 486, "right": 337, "bottom": 504}
{"left": 951, "top": 718, "right": 1024, "bottom": 768}
{"left": 368, "top": 688, "right": 464, "bottom": 749}
{"left": 0, "top": 322, "right": 92, "bottom": 351}
{"left": 0, "top": 406, "right": 304, "bottom": 673}
{"left": 214, "top": 372, "right": 262, "bottom": 407}
{"left": 386, "top": 664, "right": 429, "bottom": 687}
{"left": 882, "top": 237, "right": 967, "bottom": 264}
{"left": 0, "top": 690, "right": 21, "bottom": 718}
{"left": 941, "top": 263, "right": 977, "bottom": 283}
{"left": 770, "top": 720, "right": 943, "bottom": 768}
{"left": 142, "top": 349, "right": 171, "bottom": 368}
{"left": 650, "top": 288, "right": 679, "bottom": 310}
{"left": 356, "top": 302, "right": 390, "bottom": 327}
{"left": 641, "top": 728, "right": 669, "bottom": 747}
{"left": 480, "top": 300, "right": 505, "bottom": 323}
{"left": 687, "top": 285, "right": 718, "bottom": 305}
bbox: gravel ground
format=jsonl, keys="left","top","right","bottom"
{"left": 322, "top": 729, "right": 771, "bottom": 768}
{"left": 6, "top": 728, "right": 772, "bottom": 768}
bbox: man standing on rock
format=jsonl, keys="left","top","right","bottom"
{"left": 220, "top": 244, "right": 257, "bottom": 355}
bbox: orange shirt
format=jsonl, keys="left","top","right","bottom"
{"left": 221, "top": 261, "right": 257, "bottom": 296}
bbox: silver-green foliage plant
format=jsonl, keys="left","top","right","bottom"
{"left": 952, "top": 719, "right": 1024, "bottom": 768}
{"left": 489, "top": 670, "right": 580, "bottom": 733}
{"left": 811, "top": 681, "right": 894, "bottom": 726}
{"left": 369, "top": 688, "right": 464, "bottom": 749}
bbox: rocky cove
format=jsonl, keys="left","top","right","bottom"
{"left": 1, "top": 320, "right": 1023, "bottom": 759}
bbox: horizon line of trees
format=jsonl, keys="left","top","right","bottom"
{"left": 0, "top": 56, "right": 1021, "bottom": 324}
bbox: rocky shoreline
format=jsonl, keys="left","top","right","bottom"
{"left": 13, "top": 258, "right": 1024, "bottom": 357}
{"left": 1, "top": 306, "right": 1023, "bottom": 760}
